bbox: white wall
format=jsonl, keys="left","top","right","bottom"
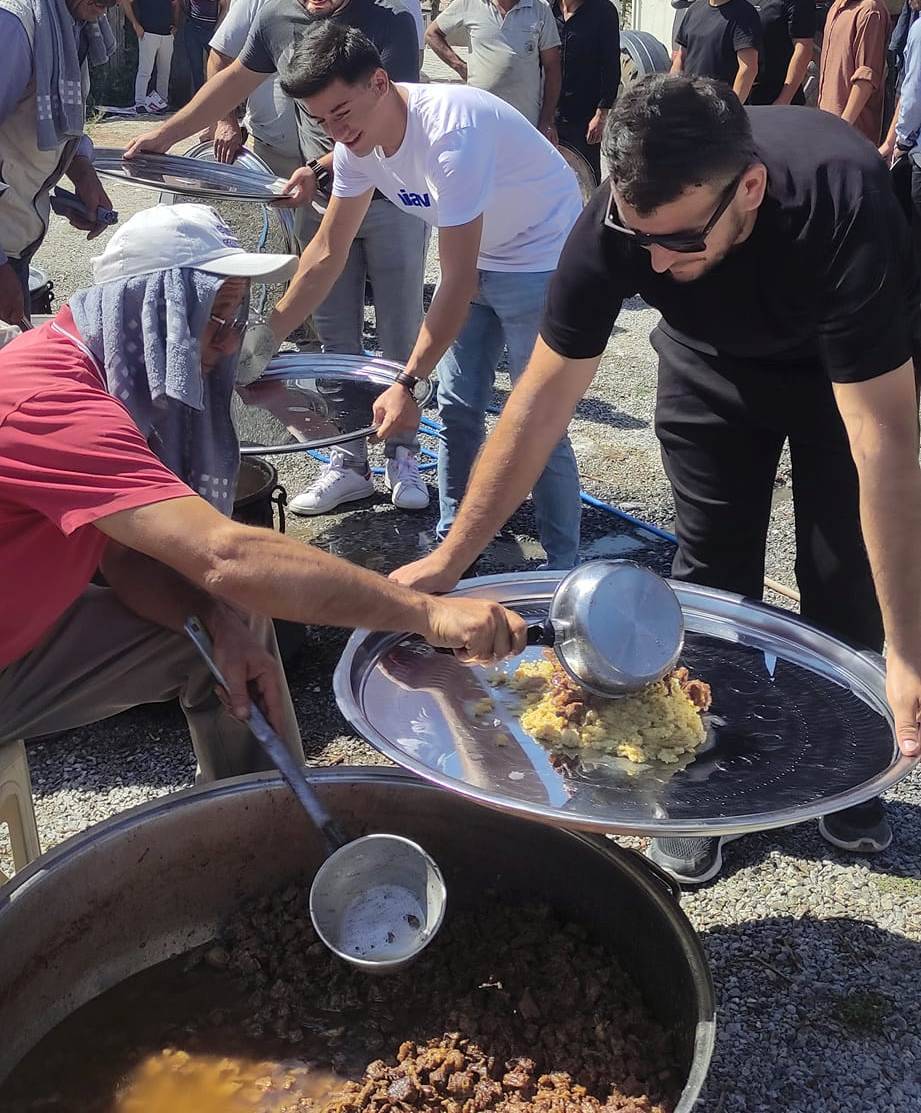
{"left": 630, "top": 0, "right": 675, "bottom": 51}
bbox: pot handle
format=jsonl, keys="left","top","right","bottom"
{"left": 623, "top": 846, "right": 682, "bottom": 903}
{"left": 577, "top": 834, "right": 683, "bottom": 905}
{"left": 271, "top": 483, "right": 287, "bottom": 534}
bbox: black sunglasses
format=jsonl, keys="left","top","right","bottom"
{"left": 603, "top": 170, "right": 746, "bottom": 254}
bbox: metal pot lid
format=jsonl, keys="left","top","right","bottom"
{"left": 334, "top": 571, "right": 916, "bottom": 837}
{"left": 234, "top": 352, "right": 435, "bottom": 455}
{"left": 180, "top": 140, "right": 329, "bottom": 214}
{"left": 92, "top": 148, "right": 288, "bottom": 202}
{"left": 558, "top": 143, "right": 597, "bottom": 205}
{"left": 547, "top": 560, "right": 684, "bottom": 696}
{"left": 27, "top": 266, "right": 49, "bottom": 291}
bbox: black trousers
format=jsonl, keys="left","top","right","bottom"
{"left": 651, "top": 326, "right": 884, "bottom": 653}
{"left": 557, "top": 120, "right": 601, "bottom": 185}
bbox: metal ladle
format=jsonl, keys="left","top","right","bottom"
{"left": 185, "top": 617, "right": 446, "bottom": 973}
{"left": 520, "top": 560, "right": 685, "bottom": 697}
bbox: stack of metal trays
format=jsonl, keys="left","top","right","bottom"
{"left": 234, "top": 352, "right": 435, "bottom": 456}
{"left": 92, "top": 148, "right": 288, "bottom": 202}
{"left": 334, "top": 571, "right": 916, "bottom": 836}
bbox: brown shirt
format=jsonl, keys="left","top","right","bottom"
{"left": 817, "top": 0, "right": 890, "bottom": 143}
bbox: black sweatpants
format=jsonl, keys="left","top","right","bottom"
{"left": 651, "top": 326, "right": 884, "bottom": 653}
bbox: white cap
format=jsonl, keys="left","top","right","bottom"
{"left": 91, "top": 203, "right": 299, "bottom": 285}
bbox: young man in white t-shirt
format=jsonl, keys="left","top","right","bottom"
{"left": 239, "top": 22, "right": 585, "bottom": 567}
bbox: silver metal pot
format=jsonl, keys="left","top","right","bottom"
{"left": 0, "top": 770, "right": 714, "bottom": 1110}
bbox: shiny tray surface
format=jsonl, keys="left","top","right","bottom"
{"left": 234, "top": 353, "right": 435, "bottom": 455}
{"left": 334, "top": 572, "right": 915, "bottom": 836}
{"left": 93, "top": 148, "right": 287, "bottom": 201}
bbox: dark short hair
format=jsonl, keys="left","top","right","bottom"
{"left": 280, "top": 23, "right": 383, "bottom": 100}
{"left": 602, "top": 75, "right": 755, "bottom": 215}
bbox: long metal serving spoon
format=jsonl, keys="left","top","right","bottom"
{"left": 185, "top": 616, "right": 446, "bottom": 973}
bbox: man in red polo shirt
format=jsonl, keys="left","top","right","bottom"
{"left": 0, "top": 206, "right": 526, "bottom": 780}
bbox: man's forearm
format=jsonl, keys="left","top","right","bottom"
{"left": 855, "top": 449, "right": 921, "bottom": 656}
{"left": 733, "top": 58, "right": 757, "bottom": 103}
{"left": 835, "top": 366, "right": 921, "bottom": 657}
{"left": 775, "top": 40, "right": 811, "bottom": 104}
{"left": 538, "top": 62, "right": 561, "bottom": 128}
{"left": 403, "top": 269, "right": 478, "bottom": 381}
{"left": 152, "top": 62, "right": 262, "bottom": 146}
{"left": 841, "top": 78, "right": 873, "bottom": 124}
{"left": 100, "top": 502, "right": 439, "bottom": 636}
{"left": 436, "top": 339, "right": 598, "bottom": 573}
{"left": 207, "top": 47, "right": 244, "bottom": 127}
{"left": 100, "top": 541, "right": 224, "bottom": 634}
{"left": 425, "top": 28, "right": 467, "bottom": 76}
{"left": 118, "top": 0, "right": 142, "bottom": 34}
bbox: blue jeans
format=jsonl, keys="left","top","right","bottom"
{"left": 298, "top": 197, "right": 426, "bottom": 470}
{"left": 183, "top": 18, "right": 214, "bottom": 93}
{"left": 435, "top": 269, "right": 581, "bottom": 569}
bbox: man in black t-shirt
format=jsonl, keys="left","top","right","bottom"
{"left": 393, "top": 76, "right": 921, "bottom": 884}
{"left": 552, "top": 0, "right": 622, "bottom": 183}
{"left": 121, "top": 0, "right": 180, "bottom": 110}
{"left": 749, "top": 0, "right": 816, "bottom": 104}
{"left": 183, "top": 0, "right": 222, "bottom": 93}
{"left": 673, "top": 0, "right": 762, "bottom": 102}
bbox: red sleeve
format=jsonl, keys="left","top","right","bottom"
{"left": 0, "top": 387, "right": 196, "bottom": 535}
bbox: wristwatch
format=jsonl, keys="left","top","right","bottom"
{"left": 307, "top": 157, "right": 332, "bottom": 193}
{"left": 395, "top": 370, "right": 424, "bottom": 397}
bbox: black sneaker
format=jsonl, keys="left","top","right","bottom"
{"left": 818, "top": 798, "right": 892, "bottom": 852}
{"left": 646, "top": 834, "right": 742, "bottom": 886}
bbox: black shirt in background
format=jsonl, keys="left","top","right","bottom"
{"left": 749, "top": 0, "right": 816, "bottom": 104}
{"left": 187, "top": 0, "right": 219, "bottom": 22}
{"left": 675, "top": 0, "right": 762, "bottom": 88}
{"left": 672, "top": 0, "right": 695, "bottom": 48}
{"left": 552, "top": 0, "right": 622, "bottom": 127}
{"left": 137, "top": 0, "right": 173, "bottom": 34}
{"left": 540, "top": 107, "right": 920, "bottom": 384}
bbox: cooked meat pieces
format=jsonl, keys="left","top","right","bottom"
{"left": 509, "top": 655, "right": 711, "bottom": 765}
{"left": 219, "top": 896, "right": 679, "bottom": 1113}
{"left": 542, "top": 657, "right": 712, "bottom": 730}
{"left": 670, "top": 668, "right": 712, "bottom": 712}
{"left": 325, "top": 1037, "right": 668, "bottom": 1113}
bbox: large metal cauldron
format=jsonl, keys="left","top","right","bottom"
{"left": 0, "top": 770, "right": 715, "bottom": 1109}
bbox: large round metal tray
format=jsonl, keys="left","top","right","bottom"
{"left": 156, "top": 143, "right": 299, "bottom": 255}
{"left": 93, "top": 148, "right": 288, "bottom": 202}
{"left": 234, "top": 352, "right": 436, "bottom": 455}
{"left": 334, "top": 571, "right": 916, "bottom": 836}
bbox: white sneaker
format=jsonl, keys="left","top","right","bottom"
{"left": 385, "top": 447, "right": 430, "bottom": 511}
{"left": 145, "top": 91, "right": 168, "bottom": 113}
{"left": 289, "top": 450, "right": 375, "bottom": 516}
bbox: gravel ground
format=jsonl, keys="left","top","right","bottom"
{"left": 3, "top": 110, "right": 919, "bottom": 1112}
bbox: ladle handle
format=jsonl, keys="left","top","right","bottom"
{"left": 245, "top": 702, "right": 348, "bottom": 853}
{"left": 184, "top": 616, "right": 347, "bottom": 854}
{"left": 526, "top": 620, "right": 555, "bottom": 647}
{"left": 431, "top": 618, "right": 554, "bottom": 655}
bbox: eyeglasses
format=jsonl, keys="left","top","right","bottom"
{"left": 603, "top": 170, "right": 745, "bottom": 254}
{"left": 208, "top": 310, "right": 249, "bottom": 342}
